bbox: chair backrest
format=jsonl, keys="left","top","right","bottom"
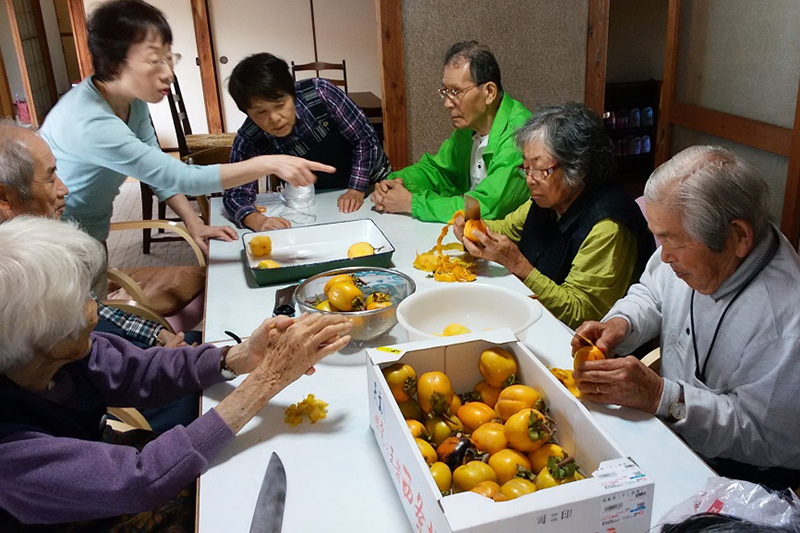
{"left": 291, "top": 60, "right": 348, "bottom": 93}
{"left": 166, "top": 74, "right": 192, "bottom": 158}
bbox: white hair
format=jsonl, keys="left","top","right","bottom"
{"left": 0, "top": 217, "right": 105, "bottom": 372}
{"left": 0, "top": 120, "right": 36, "bottom": 202}
{"left": 644, "top": 145, "right": 771, "bottom": 252}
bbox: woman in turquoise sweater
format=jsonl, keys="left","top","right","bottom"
{"left": 41, "top": 0, "right": 331, "bottom": 253}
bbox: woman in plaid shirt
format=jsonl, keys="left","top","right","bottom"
{"left": 223, "top": 53, "right": 391, "bottom": 230}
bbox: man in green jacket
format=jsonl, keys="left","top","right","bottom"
{"left": 371, "top": 41, "right": 531, "bottom": 222}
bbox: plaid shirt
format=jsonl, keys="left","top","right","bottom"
{"left": 223, "top": 78, "right": 389, "bottom": 227}
{"left": 97, "top": 301, "right": 163, "bottom": 347}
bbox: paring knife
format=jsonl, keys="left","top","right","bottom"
{"left": 464, "top": 195, "right": 481, "bottom": 221}
{"left": 249, "top": 452, "right": 287, "bottom": 533}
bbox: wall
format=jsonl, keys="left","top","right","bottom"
{"left": 671, "top": 0, "right": 800, "bottom": 222}
{"left": 606, "top": 0, "right": 667, "bottom": 84}
{"left": 39, "top": 0, "right": 70, "bottom": 95}
{"left": 401, "top": 0, "right": 588, "bottom": 162}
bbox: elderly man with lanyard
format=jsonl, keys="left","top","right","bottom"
{"left": 573, "top": 145, "right": 800, "bottom": 489}
{"left": 371, "top": 40, "right": 531, "bottom": 222}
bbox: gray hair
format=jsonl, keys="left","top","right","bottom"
{"left": 644, "top": 145, "right": 771, "bottom": 252}
{"left": 516, "top": 103, "right": 615, "bottom": 190}
{"left": 0, "top": 216, "right": 105, "bottom": 372}
{"left": 0, "top": 120, "right": 36, "bottom": 202}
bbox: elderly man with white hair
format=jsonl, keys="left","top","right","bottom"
{"left": 573, "top": 145, "right": 800, "bottom": 489}
{"left": 0, "top": 216, "right": 351, "bottom": 528}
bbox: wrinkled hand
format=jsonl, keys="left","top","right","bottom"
{"left": 573, "top": 356, "right": 664, "bottom": 414}
{"left": 572, "top": 318, "right": 630, "bottom": 356}
{"left": 373, "top": 178, "right": 403, "bottom": 195}
{"left": 371, "top": 180, "right": 412, "bottom": 214}
{"left": 188, "top": 223, "right": 238, "bottom": 255}
{"left": 156, "top": 330, "right": 188, "bottom": 348}
{"left": 338, "top": 189, "right": 366, "bottom": 213}
{"left": 261, "top": 155, "right": 335, "bottom": 187}
{"left": 253, "top": 313, "right": 352, "bottom": 385}
{"left": 461, "top": 227, "right": 533, "bottom": 279}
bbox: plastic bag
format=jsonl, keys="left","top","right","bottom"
{"left": 14, "top": 94, "right": 30, "bottom": 125}
{"left": 658, "top": 477, "right": 800, "bottom": 528}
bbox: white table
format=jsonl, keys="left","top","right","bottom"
{"left": 198, "top": 192, "right": 714, "bottom": 532}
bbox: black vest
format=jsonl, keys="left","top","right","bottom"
{"left": 518, "top": 186, "right": 655, "bottom": 286}
{"left": 287, "top": 80, "right": 391, "bottom": 189}
{"left": 0, "top": 359, "right": 107, "bottom": 442}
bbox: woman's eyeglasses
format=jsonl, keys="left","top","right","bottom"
{"left": 518, "top": 164, "right": 558, "bottom": 182}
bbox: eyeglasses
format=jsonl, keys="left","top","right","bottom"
{"left": 141, "top": 52, "right": 182, "bottom": 70}
{"left": 518, "top": 164, "right": 558, "bottom": 182}
{"left": 437, "top": 83, "right": 482, "bottom": 103}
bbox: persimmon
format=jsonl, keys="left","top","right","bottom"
{"left": 573, "top": 345, "right": 605, "bottom": 371}
{"left": 463, "top": 218, "right": 487, "bottom": 243}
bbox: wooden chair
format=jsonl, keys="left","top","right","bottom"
{"left": 291, "top": 60, "right": 348, "bottom": 93}
{"left": 641, "top": 346, "right": 661, "bottom": 374}
{"left": 107, "top": 220, "right": 207, "bottom": 333}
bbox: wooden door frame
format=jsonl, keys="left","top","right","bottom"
{"left": 5, "top": 0, "right": 60, "bottom": 126}
{"left": 0, "top": 43, "right": 13, "bottom": 118}
{"left": 586, "top": 0, "right": 800, "bottom": 246}
{"left": 66, "top": 0, "right": 409, "bottom": 168}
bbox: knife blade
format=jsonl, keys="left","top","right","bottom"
{"left": 464, "top": 195, "right": 481, "bottom": 221}
{"left": 249, "top": 452, "right": 287, "bottom": 533}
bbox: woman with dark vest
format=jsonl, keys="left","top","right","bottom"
{"left": 223, "top": 53, "right": 391, "bottom": 229}
{"left": 454, "top": 103, "right": 654, "bottom": 329}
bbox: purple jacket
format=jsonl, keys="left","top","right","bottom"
{"left": 0, "top": 333, "right": 236, "bottom": 524}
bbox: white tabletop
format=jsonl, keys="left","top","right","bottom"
{"left": 198, "top": 192, "right": 714, "bottom": 532}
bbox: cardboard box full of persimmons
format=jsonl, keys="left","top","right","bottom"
{"left": 367, "top": 329, "right": 653, "bottom": 533}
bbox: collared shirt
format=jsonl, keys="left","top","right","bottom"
{"left": 606, "top": 225, "right": 800, "bottom": 468}
{"left": 223, "top": 79, "right": 387, "bottom": 227}
{"left": 96, "top": 301, "right": 163, "bottom": 347}
{"left": 486, "top": 199, "right": 638, "bottom": 329}
{"left": 469, "top": 132, "right": 489, "bottom": 189}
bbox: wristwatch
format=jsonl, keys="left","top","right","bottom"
{"left": 668, "top": 385, "right": 686, "bottom": 422}
{"left": 219, "top": 346, "right": 237, "bottom": 380}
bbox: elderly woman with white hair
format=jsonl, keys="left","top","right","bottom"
{"left": 0, "top": 217, "right": 351, "bottom": 529}
{"left": 573, "top": 145, "right": 800, "bottom": 490}
{"left": 455, "top": 103, "right": 654, "bottom": 328}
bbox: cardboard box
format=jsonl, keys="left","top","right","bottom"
{"left": 367, "top": 329, "right": 653, "bottom": 533}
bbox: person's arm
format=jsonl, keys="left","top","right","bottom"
{"left": 71, "top": 103, "right": 331, "bottom": 202}
{"left": 316, "top": 80, "right": 381, "bottom": 193}
{"left": 521, "top": 220, "right": 639, "bottom": 329}
{"left": 602, "top": 251, "right": 668, "bottom": 354}
{"left": 484, "top": 200, "right": 532, "bottom": 243}
{"left": 96, "top": 302, "right": 163, "bottom": 347}
{"left": 223, "top": 133, "right": 264, "bottom": 227}
{"left": 164, "top": 194, "right": 237, "bottom": 255}
{"left": 0, "top": 414, "right": 234, "bottom": 524}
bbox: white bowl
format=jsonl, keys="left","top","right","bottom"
{"left": 396, "top": 283, "right": 542, "bottom": 342}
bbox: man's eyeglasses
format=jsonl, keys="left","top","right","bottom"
{"left": 518, "top": 164, "right": 558, "bottom": 182}
{"left": 437, "top": 83, "right": 482, "bottom": 103}
{"left": 142, "top": 53, "right": 182, "bottom": 70}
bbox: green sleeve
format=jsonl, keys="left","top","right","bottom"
{"left": 389, "top": 133, "right": 465, "bottom": 194}
{"left": 523, "top": 219, "right": 638, "bottom": 329}
{"left": 485, "top": 200, "right": 531, "bottom": 244}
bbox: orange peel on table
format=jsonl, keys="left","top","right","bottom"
{"left": 412, "top": 210, "right": 477, "bottom": 283}
{"left": 284, "top": 394, "right": 328, "bottom": 427}
{"left": 550, "top": 368, "right": 581, "bottom": 398}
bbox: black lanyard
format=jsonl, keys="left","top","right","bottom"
{"left": 689, "top": 228, "right": 780, "bottom": 383}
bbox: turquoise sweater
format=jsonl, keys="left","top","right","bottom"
{"left": 41, "top": 77, "right": 222, "bottom": 241}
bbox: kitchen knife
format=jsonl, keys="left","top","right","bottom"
{"left": 249, "top": 452, "right": 287, "bottom": 533}
{"left": 464, "top": 195, "right": 481, "bottom": 221}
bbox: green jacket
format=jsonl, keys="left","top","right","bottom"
{"left": 389, "top": 93, "right": 531, "bottom": 222}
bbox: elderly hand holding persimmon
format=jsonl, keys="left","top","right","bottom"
{"left": 573, "top": 356, "right": 663, "bottom": 414}
{"left": 461, "top": 227, "right": 534, "bottom": 280}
